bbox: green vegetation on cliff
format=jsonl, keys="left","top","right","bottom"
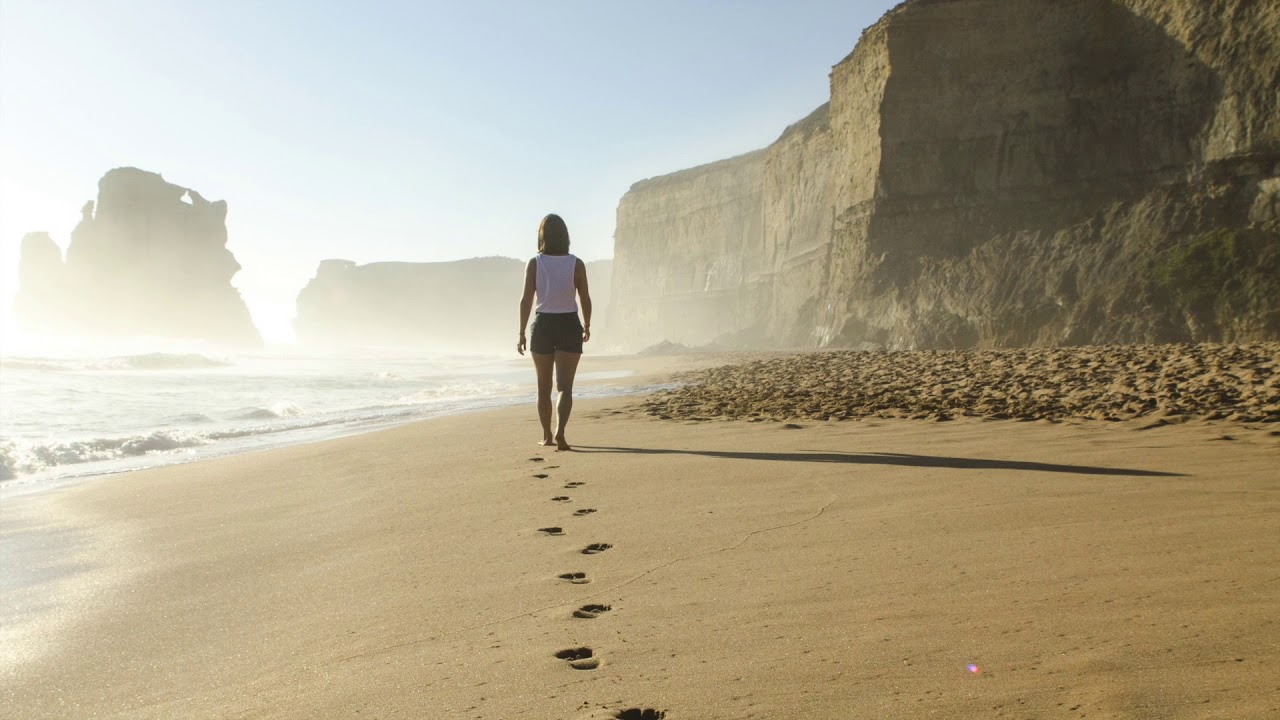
{"left": 1152, "top": 229, "right": 1280, "bottom": 340}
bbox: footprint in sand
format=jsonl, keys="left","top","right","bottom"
{"left": 532, "top": 473, "right": 550, "bottom": 479}
{"left": 555, "top": 646, "right": 600, "bottom": 670}
{"left": 529, "top": 457, "right": 545, "bottom": 463}
{"left": 564, "top": 481, "right": 584, "bottom": 488}
{"left": 615, "top": 711, "right": 665, "bottom": 720}
{"left": 546, "top": 465, "right": 561, "bottom": 470}
{"left": 558, "top": 572, "right": 591, "bottom": 584}
{"left": 581, "top": 543, "right": 611, "bottom": 555}
{"left": 538, "top": 527, "right": 565, "bottom": 536}
{"left": 573, "top": 603, "right": 611, "bottom": 619}
{"left": 573, "top": 508, "right": 597, "bottom": 517}
{"left": 552, "top": 496, "right": 571, "bottom": 502}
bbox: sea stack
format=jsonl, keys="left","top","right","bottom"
{"left": 294, "top": 257, "right": 611, "bottom": 351}
{"left": 14, "top": 167, "right": 262, "bottom": 348}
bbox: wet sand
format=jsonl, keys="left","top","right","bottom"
{"left": 3, "top": 347, "right": 1279, "bottom": 719}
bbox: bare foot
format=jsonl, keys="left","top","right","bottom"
{"left": 539, "top": 436, "right": 555, "bottom": 447}
{"left": 555, "top": 434, "right": 571, "bottom": 451}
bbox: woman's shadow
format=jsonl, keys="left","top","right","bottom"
{"left": 571, "top": 446, "right": 1183, "bottom": 477}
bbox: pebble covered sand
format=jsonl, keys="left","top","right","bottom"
{"left": 638, "top": 342, "right": 1280, "bottom": 424}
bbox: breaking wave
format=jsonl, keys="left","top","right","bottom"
{"left": 232, "top": 402, "right": 305, "bottom": 420}
{"left": 0, "top": 431, "right": 209, "bottom": 481}
{"left": 1, "top": 353, "right": 231, "bottom": 373}
{"left": 0, "top": 399, "right": 454, "bottom": 482}
{"left": 391, "top": 381, "right": 520, "bottom": 404}
{"left": 0, "top": 418, "right": 335, "bottom": 481}
{"left": 105, "top": 353, "right": 232, "bottom": 370}
{"left": 161, "top": 413, "right": 215, "bottom": 425}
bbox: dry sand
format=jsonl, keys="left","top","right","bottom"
{"left": 640, "top": 342, "right": 1280, "bottom": 424}
{"left": 3, "top": 348, "right": 1279, "bottom": 719}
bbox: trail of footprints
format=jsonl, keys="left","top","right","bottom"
{"left": 525, "top": 456, "right": 665, "bottom": 718}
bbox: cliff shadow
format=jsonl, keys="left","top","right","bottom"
{"left": 572, "top": 446, "right": 1183, "bottom": 478}
{"left": 871, "top": 0, "right": 1222, "bottom": 253}
{"left": 833, "top": 0, "right": 1224, "bottom": 348}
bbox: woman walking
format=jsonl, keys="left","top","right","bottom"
{"left": 517, "top": 213, "right": 591, "bottom": 450}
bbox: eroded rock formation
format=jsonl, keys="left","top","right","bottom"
{"left": 295, "top": 257, "right": 611, "bottom": 351}
{"left": 609, "top": 0, "right": 1280, "bottom": 350}
{"left": 15, "top": 168, "right": 262, "bottom": 347}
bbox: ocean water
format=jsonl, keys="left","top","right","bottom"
{"left": 0, "top": 349, "right": 637, "bottom": 493}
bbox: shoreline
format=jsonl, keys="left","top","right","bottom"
{"left": 0, "top": 351, "right": 721, "bottom": 499}
{"left": 0, "top": 379, "right": 644, "bottom": 501}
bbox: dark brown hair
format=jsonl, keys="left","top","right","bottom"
{"left": 538, "top": 213, "right": 570, "bottom": 255}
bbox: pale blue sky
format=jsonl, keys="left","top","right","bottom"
{"left": 0, "top": 0, "right": 897, "bottom": 343}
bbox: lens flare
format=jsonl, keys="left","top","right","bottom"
{"left": 968, "top": 664, "right": 980, "bottom": 674}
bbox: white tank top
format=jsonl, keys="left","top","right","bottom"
{"left": 534, "top": 253, "right": 578, "bottom": 313}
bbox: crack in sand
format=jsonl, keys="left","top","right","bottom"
{"left": 332, "top": 478, "right": 837, "bottom": 664}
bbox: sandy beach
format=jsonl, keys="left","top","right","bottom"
{"left": 3, "top": 349, "right": 1279, "bottom": 719}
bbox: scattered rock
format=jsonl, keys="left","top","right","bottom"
{"left": 638, "top": 343, "right": 1280, "bottom": 424}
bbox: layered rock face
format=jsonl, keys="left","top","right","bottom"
{"left": 610, "top": 150, "right": 768, "bottom": 346}
{"left": 14, "top": 168, "right": 262, "bottom": 347}
{"left": 609, "top": 0, "right": 1280, "bottom": 350}
{"left": 295, "top": 257, "right": 611, "bottom": 351}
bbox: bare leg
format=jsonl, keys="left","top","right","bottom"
{"left": 553, "top": 351, "right": 582, "bottom": 450}
{"left": 532, "top": 352, "right": 555, "bottom": 446}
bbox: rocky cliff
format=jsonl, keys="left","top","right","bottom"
{"left": 14, "top": 168, "right": 262, "bottom": 347}
{"left": 295, "top": 257, "right": 611, "bottom": 351}
{"left": 608, "top": 0, "right": 1280, "bottom": 350}
{"left": 611, "top": 150, "right": 768, "bottom": 346}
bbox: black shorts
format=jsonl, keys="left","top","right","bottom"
{"left": 530, "top": 312, "right": 584, "bottom": 354}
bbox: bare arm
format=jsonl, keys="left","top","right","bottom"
{"left": 517, "top": 259, "right": 536, "bottom": 355}
{"left": 575, "top": 258, "right": 592, "bottom": 343}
